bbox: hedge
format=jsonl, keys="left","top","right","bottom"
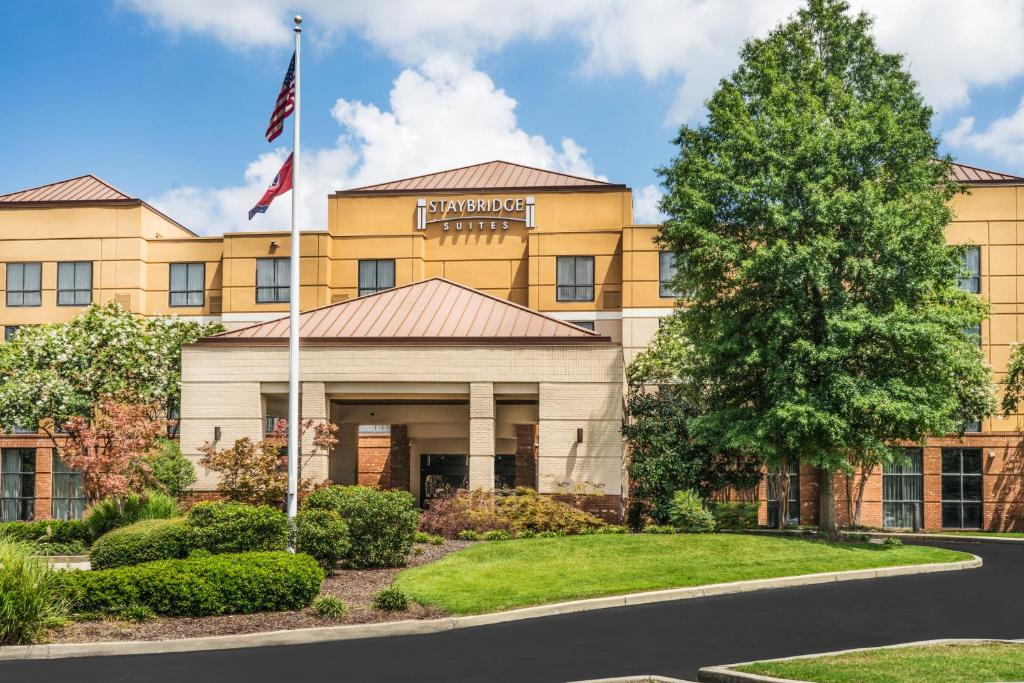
{"left": 304, "top": 486, "right": 419, "bottom": 568}
{"left": 0, "top": 519, "right": 90, "bottom": 546}
{"left": 185, "top": 502, "right": 289, "bottom": 554}
{"left": 59, "top": 552, "right": 324, "bottom": 617}
{"left": 90, "top": 518, "right": 188, "bottom": 570}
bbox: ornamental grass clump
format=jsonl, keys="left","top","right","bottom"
{"left": 84, "top": 489, "right": 179, "bottom": 541}
{"left": 0, "top": 539, "right": 69, "bottom": 644}
{"left": 668, "top": 490, "right": 716, "bottom": 533}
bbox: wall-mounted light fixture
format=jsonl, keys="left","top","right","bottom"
{"left": 576, "top": 428, "right": 584, "bottom": 444}
{"left": 214, "top": 426, "right": 222, "bottom": 442}
{"left": 269, "top": 240, "right": 280, "bottom": 252}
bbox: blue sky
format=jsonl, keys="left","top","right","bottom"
{"left": 5, "top": 1, "right": 1024, "bottom": 234}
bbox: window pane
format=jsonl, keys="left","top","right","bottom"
{"left": 960, "top": 246, "right": 981, "bottom": 293}
{"left": 57, "top": 263, "right": 74, "bottom": 290}
{"left": 74, "top": 263, "right": 91, "bottom": 290}
{"left": 169, "top": 292, "right": 186, "bottom": 307}
{"left": 187, "top": 263, "right": 204, "bottom": 291}
{"left": 170, "top": 263, "right": 187, "bottom": 291}
{"left": 942, "top": 502, "right": 962, "bottom": 529}
{"left": 358, "top": 260, "right": 377, "bottom": 292}
{"left": 942, "top": 476, "right": 961, "bottom": 500}
{"left": 378, "top": 260, "right": 395, "bottom": 289}
{"left": 962, "top": 503, "right": 982, "bottom": 529}
{"left": 256, "top": 259, "right": 275, "bottom": 287}
{"left": 962, "top": 449, "right": 982, "bottom": 474}
{"left": 962, "top": 475, "right": 982, "bottom": 501}
{"left": 941, "top": 449, "right": 960, "bottom": 473}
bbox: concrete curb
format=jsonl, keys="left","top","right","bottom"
{"left": 860, "top": 531, "right": 1024, "bottom": 545}
{"left": 569, "top": 676, "right": 695, "bottom": 682}
{"left": 0, "top": 555, "right": 981, "bottom": 661}
{"left": 696, "top": 638, "right": 1024, "bottom": 682}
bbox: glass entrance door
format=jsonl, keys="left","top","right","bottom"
{"left": 420, "top": 455, "right": 468, "bottom": 507}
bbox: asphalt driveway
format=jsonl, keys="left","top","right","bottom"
{"left": 4, "top": 539, "right": 1021, "bottom": 682}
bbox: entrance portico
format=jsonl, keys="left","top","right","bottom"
{"left": 180, "top": 278, "right": 624, "bottom": 513}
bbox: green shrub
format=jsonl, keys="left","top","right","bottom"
{"left": 643, "top": 524, "right": 677, "bottom": 534}
{"left": 58, "top": 552, "right": 323, "bottom": 617}
{"left": 186, "top": 502, "right": 288, "bottom": 554}
{"left": 710, "top": 501, "right": 760, "bottom": 530}
{"left": 312, "top": 595, "right": 347, "bottom": 618}
{"left": 372, "top": 587, "right": 409, "bottom": 611}
{"left": 30, "top": 540, "right": 88, "bottom": 556}
{"left": 495, "top": 488, "right": 604, "bottom": 535}
{"left": 0, "top": 539, "right": 69, "bottom": 644}
{"left": 304, "top": 486, "right": 419, "bottom": 568}
{"left": 457, "top": 530, "right": 481, "bottom": 541}
{"left": 596, "top": 524, "right": 628, "bottom": 534}
{"left": 85, "top": 490, "right": 179, "bottom": 541}
{"left": 668, "top": 490, "right": 716, "bottom": 533}
{"left": 146, "top": 439, "right": 197, "bottom": 498}
{"left": 414, "top": 531, "right": 445, "bottom": 545}
{"left": 295, "top": 508, "right": 350, "bottom": 572}
{"left": 117, "top": 604, "right": 156, "bottom": 623}
{"left": 0, "top": 519, "right": 90, "bottom": 546}
{"left": 90, "top": 518, "right": 188, "bottom": 570}
{"left": 481, "top": 530, "right": 511, "bottom": 541}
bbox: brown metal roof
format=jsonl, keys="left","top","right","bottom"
{"left": 0, "top": 175, "right": 131, "bottom": 202}
{"left": 949, "top": 161, "right": 1023, "bottom": 184}
{"left": 207, "top": 278, "right": 607, "bottom": 343}
{"left": 338, "top": 160, "right": 618, "bottom": 194}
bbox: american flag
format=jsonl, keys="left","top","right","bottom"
{"left": 265, "top": 52, "right": 296, "bottom": 143}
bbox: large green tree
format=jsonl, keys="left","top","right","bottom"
{"left": 657, "top": 0, "right": 994, "bottom": 533}
{"left": 0, "top": 303, "right": 223, "bottom": 436}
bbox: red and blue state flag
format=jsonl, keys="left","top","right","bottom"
{"left": 248, "top": 153, "right": 293, "bottom": 220}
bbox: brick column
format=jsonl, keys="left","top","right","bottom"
{"left": 34, "top": 447, "right": 52, "bottom": 521}
{"left": 469, "top": 382, "right": 495, "bottom": 490}
{"left": 300, "top": 382, "right": 329, "bottom": 484}
{"left": 515, "top": 424, "right": 538, "bottom": 489}
{"left": 389, "top": 424, "right": 411, "bottom": 491}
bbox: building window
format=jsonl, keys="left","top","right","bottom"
{"left": 266, "top": 415, "right": 283, "bottom": 434}
{"left": 556, "top": 256, "right": 595, "bottom": 302}
{"left": 57, "top": 262, "right": 93, "bottom": 306}
{"left": 568, "top": 320, "right": 595, "bottom": 331}
{"left": 169, "top": 263, "right": 205, "bottom": 307}
{"left": 960, "top": 246, "right": 980, "bottom": 293}
{"left": 963, "top": 323, "right": 981, "bottom": 347}
{"left": 6, "top": 262, "right": 41, "bottom": 307}
{"left": 359, "top": 424, "right": 391, "bottom": 433}
{"left": 4, "top": 326, "right": 20, "bottom": 343}
{"left": 962, "top": 419, "right": 981, "bottom": 433}
{"left": 51, "top": 451, "right": 85, "bottom": 520}
{"left": 883, "top": 448, "right": 923, "bottom": 528}
{"left": 256, "top": 258, "right": 289, "bottom": 303}
{"left": 941, "top": 447, "right": 982, "bottom": 530}
{"left": 767, "top": 459, "right": 800, "bottom": 527}
{"left": 358, "top": 259, "right": 395, "bottom": 296}
{"left": 659, "top": 252, "right": 677, "bottom": 298}
{"left": 1, "top": 448, "right": 35, "bottom": 522}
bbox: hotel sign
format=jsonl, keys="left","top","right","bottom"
{"left": 416, "top": 196, "right": 535, "bottom": 231}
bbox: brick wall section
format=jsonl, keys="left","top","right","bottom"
{"left": 389, "top": 425, "right": 410, "bottom": 491}
{"left": 515, "top": 424, "right": 538, "bottom": 489}
{"left": 357, "top": 434, "right": 391, "bottom": 487}
{"left": 33, "top": 446, "right": 52, "bottom": 521}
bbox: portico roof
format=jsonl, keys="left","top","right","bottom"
{"left": 203, "top": 278, "right": 609, "bottom": 344}
{"left": 336, "top": 160, "right": 625, "bottom": 195}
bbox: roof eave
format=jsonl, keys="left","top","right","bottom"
{"left": 193, "top": 336, "right": 614, "bottom": 347}
{"left": 333, "top": 184, "right": 629, "bottom": 197}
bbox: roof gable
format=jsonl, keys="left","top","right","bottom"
{"left": 339, "top": 160, "right": 618, "bottom": 194}
{"left": 0, "top": 175, "right": 131, "bottom": 202}
{"left": 208, "top": 278, "right": 607, "bottom": 343}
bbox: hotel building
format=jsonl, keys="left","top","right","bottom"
{"left": 1, "top": 160, "right": 1022, "bottom": 530}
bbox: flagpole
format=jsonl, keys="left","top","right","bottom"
{"left": 286, "top": 14, "right": 302, "bottom": 522}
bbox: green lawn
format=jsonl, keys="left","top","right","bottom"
{"left": 736, "top": 642, "right": 1024, "bottom": 682}
{"left": 394, "top": 534, "right": 970, "bottom": 615}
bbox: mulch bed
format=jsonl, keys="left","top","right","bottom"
{"left": 48, "top": 540, "right": 471, "bottom": 644}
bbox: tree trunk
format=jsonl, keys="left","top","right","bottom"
{"left": 817, "top": 466, "right": 837, "bottom": 536}
{"left": 853, "top": 468, "right": 871, "bottom": 528}
{"left": 844, "top": 474, "right": 853, "bottom": 527}
{"left": 773, "top": 458, "right": 791, "bottom": 530}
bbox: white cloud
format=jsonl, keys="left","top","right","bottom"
{"left": 944, "top": 97, "right": 1024, "bottom": 164}
{"left": 633, "top": 184, "right": 664, "bottom": 224}
{"left": 147, "top": 55, "right": 601, "bottom": 234}
{"left": 122, "top": 0, "right": 1024, "bottom": 123}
